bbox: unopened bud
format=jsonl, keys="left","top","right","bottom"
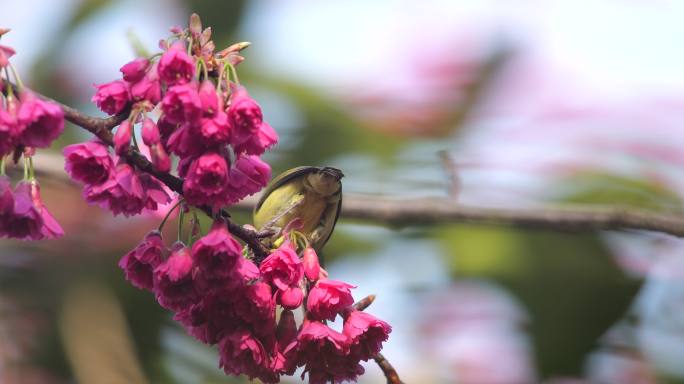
{"left": 279, "top": 286, "right": 303, "bottom": 310}
{"left": 276, "top": 309, "right": 297, "bottom": 344}
{"left": 303, "top": 247, "right": 320, "bottom": 282}
{"left": 113, "top": 120, "right": 132, "bottom": 155}
{"left": 141, "top": 118, "right": 160, "bottom": 145}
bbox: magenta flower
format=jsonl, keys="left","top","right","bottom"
{"left": 120, "top": 58, "right": 149, "bottom": 83}
{"left": 63, "top": 140, "right": 114, "bottom": 185}
{"left": 302, "top": 247, "right": 321, "bottom": 282}
{"left": 227, "top": 85, "right": 263, "bottom": 145}
{"left": 150, "top": 143, "right": 171, "bottom": 173}
{"left": 17, "top": 92, "right": 64, "bottom": 148}
{"left": 199, "top": 80, "right": 220, "bottom": 116}
{"left": 113, "top": 120, "right": 132, "bottom": 155}
{"left": 84, "top": 163, "right": 146, "bottom": 216}
{"left": 182, "top": 152, "right": 230, "bottom": 208}
{"left": 192, "top": 220, "right": 242, "bottom": 281}
{"left": 277, "top": 286, "right": 304, "bottom": 310}
{"left": 234, "top": 281, "right": 276, "bottom": 328}
{"left": 227, "top": 155, "right": 271, "bottom": 202}
{"left": 158, "top": 42, "right": 195, "bottom": 85}
{"left": 92, "top": 80, "right": 129, "bottom": 115}
{"left": 129, "top": 65, "right": 161, "bottom": 104}
{"left": 139, "top": 173, "right": 172, "bottom": 211}
{"left": 218, "top": 329, "right": 276, "bottom": 383}
{"left": 161, "top": 83, "right": 202, "bottom": 124}
{"left": 260, "top": 242, "right": 303, "bottom": 291}
{"left": 234, "top": 122, "right": 278, "bottom": 156}
{"left": 198, "top": 111, "right": 231, "bottom": 146}
{"left": 141, "top": 118, "right": 160, "bottom": 146}
{"left": 306, "top": 279, "right": 356, "bottom": 321}
{"left": 297, "top": 320, "right": 364, "bottom": 384}
{"left": 119, "top": 230, "right": 165, "bottom": 290}
{"left": 154, "top": 242, "right": 196, "bottom": 310}
{"left": 343, "top": 310, "right": 391, "bottom": 361}
{"left": 166, "top": 123, "right": 204, "bottom": 159}
{"left": 5, "top": 181, "right": 42, "bottom": 240}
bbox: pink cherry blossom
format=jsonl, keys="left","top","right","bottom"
{"left": 218, "top": 329, "right": 277, "bottom": 383}
{"left": 158, "top": 42, "right": 195, "bottom": 85}
{"left": 343, "top": 310, "right": 392, "bottom": 361}
{"left": 113, "top": 120, "right": 132, "bottom": 155}
{"left": 120, "top": 58, "right": 149, "bottom": 83}
{"left": 306, "top": 278, "right": 356, "bottom": 321}
{"left": 259, "top": 242, "right": 303, "bottom": 291}
{"left": 182, "top": 152, "right": 230, "bottom": 208}
{"left": 227, "top": 85, "right": 263, "bottom": 145}
{"left": 302, "top": 247, "right": 320, "bottom": 282}
{"left": 154, "top": 242, "right": 196, "bottom": 310}
{"left": 234, "top": 122, "right": 278, "bottom": 156}
{"left": 192, "top": 220, "right": 242, "bottom": 281}
{"left": 63, "top": 140, "right": 114, "bottom": 185}
{"left": 92, "top": 80, "right": 129, "bottom": 115}
{"left": 227, "top": 155, "right": 271, "bottom": 202}
{"left": 17, "top": 92, "right": 64, "bottom": 148}
{"left": 119, "top": 230, "right": 165, "bottom": 290}
{"left": 161, "top": 83, "right": 202, "bottom": 124}
{"left": 28, "top": 181, "right": 63, "bottom": 239}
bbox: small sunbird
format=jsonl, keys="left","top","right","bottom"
{"left": 253, "top": 166, "right": 344, "bottom": 252}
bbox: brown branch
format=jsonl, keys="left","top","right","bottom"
{"left": 5, "top": 84, "right": 270, "bottom": 259}
{"left": 226, "top": 194, "right": 684, "bottom": 238}
{"left": 373, "top": 353, "right": 403, "bottom": 384}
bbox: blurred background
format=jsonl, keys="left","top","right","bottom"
{"left": 2, "top": 0, "right": 684, "bottom": 383}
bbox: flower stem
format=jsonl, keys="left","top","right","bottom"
{"left": 178, "top": 204, "right": 185, "bottom": 242}
{"left": 158, "top": 198, "right": 183, "bottom": 232}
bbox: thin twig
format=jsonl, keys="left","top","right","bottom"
{"left": 373, "top": 353, "right": 404, "bottom": 384}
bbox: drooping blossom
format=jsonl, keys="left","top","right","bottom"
{"left": 84, "top": 163, "right": 146, "bottom": 216}
{"left": 17, "top": 92, "right": 64, "bottom": 148}
{"left": 218, "top": 329, "right": 277, "bottom": 383}
{"left": 92, "top": 80, "right": 129, "bottom": 115}
{"left": 260, "top": 242, "right": 303, "bottom": 291}
{"left": 154, "top": 242, "right": 196, "bottom": 310}
{"left": 227, "top": 155, "right": 271, "bottom": 202}
{"left": 120, "top": 58, "right": 149, "bottom": 83}
{"left": 162, "top": 82, "right": 202, "bottom": 124}
{"left": 192, "top": 220, "right": 243, "bottom": 281}
{"left": 129, "top": 65, "right": 161, "bottom": 105}
{"left": 182, "top": 152, "right": 230, "bottom": 208}
{"left": 113, "top": 120, "right": 132, "bottom": 155}
{"left": 343, "top": 310, "right": 392, "bottom": 361}
{"left": 158, "top": 42, "right": 195, "bottom": 85}
{"left": 4, "top": 181, "right": 42, "bottom": 240}
{"left": 0, "top": 98, "right": 20, "bottom": 156}
{"left": 234, "top": 122, "right": 278, "bottom": 156}
{"left": 0, "top": 176, "right": 14, "bottom": 230}
{"left": 227, "top": 85, "right": 263, "bottom": 145}
{"left": 63, "top": 140, "right": 114, "bottom": 185}
{"left": 119, "top": 230, "right": 165, "bottom": 290}
{"left": 307, "top": 279, "right": 356, "bottom": 321}
{"left": 297, "top": 320, "right": 364, "bottom": 384}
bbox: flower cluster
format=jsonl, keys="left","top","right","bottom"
{"left": 120, "top": 223, "right": 391, "bottom": 383}
{"left": 0, "top": 30, "right": 64, "bottom": 240}
{"left": 67, "top": 16, "right": 274, "bottom": 218}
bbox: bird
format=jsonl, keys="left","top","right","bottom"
{"left": 253, "top": 166, "right": 343, "bottom": 252}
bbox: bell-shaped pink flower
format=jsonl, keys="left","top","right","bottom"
{"left": 234, "top": 122, "right": 278, "bottom": 156}
{"left": 227, "top": 155, "right": 271, "bottom": 202}
{"left": 306, "top": 279, "right": 356, "bottom": 321}
{"left": 227, "top": 85, "right": 263, "bottom": 145}
{"left": 120, "top": 58, "right": 149, "bottom": 83}
{"left": 218, "top": 329, "right": 276, "bottom": 383}
{"left": 119, "top": 230, "right": 165, "bottom": 290}
{"left": 5, "top": 180, "right": 42, "bottom": 240}
{"left": 182, "top": 152, "right": 230, "bottom": 208}
{"left": 343, "top": 310, "right": 391, "bottom": 361}
{"left": 161, "top": 83, "right": 202, "bottom": 124}
{"left": 198, "top": 111, "right": 230, "bottom": 146}
{"left": 297, "top": 320, "right": 364, "bottom": 384}
{"left": 154, "top": 242, "right": 196, "bottom": 311}
{"left": 198, "top": 80, "right": 220, "bottom": 116}
{"left": 113, "top": 120, "right": 132, "bottom": 155}
{"left": 259, "top": 242, "right": 303, "bottom": 291}
{"left": 84, "top": 163, "right": 146, "bottom": 216}
{"left": 158, "top": 42, "right": 195, "bottom": 85}
{"left": 150, "top": 143, "right": 171, "bottom": 173}
{"left": 302, "top": 247, "right": 321, "bottom": 282}
{"left": 17, "top": 92, "right": 64, "bottom": 148}
{"left": 63, "top": 140, "right": 114, "bottom": 185}
{"left": 192, "top": 220, "right": 242, "bottom": 281}
{"left": 92, "top": 80, "right": 129, "bottom": 115}
{"left": 139, "top": 173, "right": 172, "bottom": 211}
{"left": 166, "top": 123, "right": 204, "bottom": 159}
{"left": 129, "top": 64, "right": 161, "bottom": 105}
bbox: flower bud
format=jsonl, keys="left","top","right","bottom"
{"left": 141, "top": 118, "right": 160, "bottom": 145}
{"left": 113, "top": 120, "right": 132, "bottom": 155}
{"left": 279, "top": 286, "right": 304, "bottom": 310}
{"left": 150, "top": 143, "right": 171, "bottom": 173}
{"left": 303, "top": 247, "right": 320, "bottom": 282}
{"left": 120, "top": 58, "right": 149, "bottom": 83}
